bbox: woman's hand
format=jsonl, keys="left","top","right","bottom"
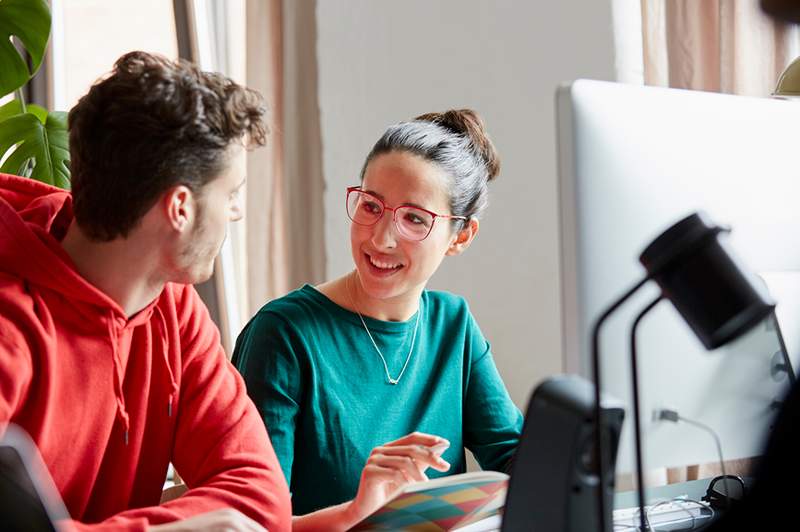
{"left": 347, "top": 432, "right": 451, "bottom": 524}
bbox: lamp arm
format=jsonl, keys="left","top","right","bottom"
{"left": 591, "top": 275, "right": 652, "bottom": 532}
{"left": 630, "top": 295, "right": 665, "bottom": 532}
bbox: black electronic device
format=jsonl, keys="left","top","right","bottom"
{"left": 0, "top": 424, "right": 70, "bottom": 531}
{"left": 502, "top": 374, "right": 625, "bottom": 532}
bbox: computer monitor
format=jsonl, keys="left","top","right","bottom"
{"left": 556, "top": 79, "right": 800, "bottom": 477}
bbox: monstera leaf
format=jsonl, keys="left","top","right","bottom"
{"left": 0, "top": 0, "right": 51, "bottom": 97}
{"left": 0, "top": 109, "right": 69, "bottom": 188}
{"left": 0, "top": 98, "right": 47, "bottom": 122}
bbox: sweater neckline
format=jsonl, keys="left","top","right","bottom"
{"left": 300, "top": 284, "right": 422, "bottom": 334}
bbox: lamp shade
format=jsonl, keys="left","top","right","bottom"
{"left": 774, "top": 56, "right": 800, "bottom": 97}
{"left": 639, "top": 212, "right": 775, "bottom": 350}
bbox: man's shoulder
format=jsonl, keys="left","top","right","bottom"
{"left": 0, "top": 270, "right": 29, "bottom": 295}
{"left": 0, "top": 272, "right": 40, "bottom": 318}
{"left": 161, "top": 283, "right": 203, "bottom": 319}
{"left": 163, "top": 282, "right": 193, "bottom": 303}
{"left": 0, "top": 272, "right": 39, "bottom": 351}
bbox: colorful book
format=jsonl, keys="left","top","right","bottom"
{"left": 350, "top": 471, "right": 508, "bottom": 531}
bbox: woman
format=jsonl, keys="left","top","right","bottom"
{"left": 233, "top": 109, "right": 523, "bottom": 530}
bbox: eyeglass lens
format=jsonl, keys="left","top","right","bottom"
{"left": 347, "top": 190, "right": 434, "bottom": 240}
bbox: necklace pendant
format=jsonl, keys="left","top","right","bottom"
{"left": 388, "top": 377, "right": 398, "bottom": 385}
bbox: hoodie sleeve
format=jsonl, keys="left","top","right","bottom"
{"left": 161, "top": 285, "right": 292, "bottom": 529}
{"left": 0, "top": 319, "right": 33, "bottom": 424}
{"left": 0, "top": 280, "right": 35, "bottom": 424}
{"left": 73, "top": 286, "right": 292, "bottom": 531}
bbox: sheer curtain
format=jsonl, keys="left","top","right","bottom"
{"left": 175, "top": 0, "right": 326, "bottom": 354}
{"left": 640, "top": 0, "right": 800, "bottom": 96}
{"left": 244, "top": 0, "right": 291, "bottom": 318}
{"left": 244, "top": 0, "right": 326, "bottom": 317}
{"left": 174, "top": 0, "right": 247, "bottom": 354}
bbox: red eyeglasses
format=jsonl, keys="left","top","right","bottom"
{"left": 346, "top": 186, "right": 466, "bottom": 241}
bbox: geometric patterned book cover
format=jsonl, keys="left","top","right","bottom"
{"left": 350, "top": 471, "right": 508, "bottom": 531}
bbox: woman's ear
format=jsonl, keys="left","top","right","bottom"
{"left": 446, "top": 218, "right": 479, "bottom": 256}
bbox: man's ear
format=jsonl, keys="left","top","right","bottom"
{"left": 163, "top": 185, "right": 195, "bottom": 233}
{"left": 446, "top": 218, "right": 479, "bottom": 256}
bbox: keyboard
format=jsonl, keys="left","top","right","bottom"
{"left": 613, "top": 498, "right": 713, "bottom": 531}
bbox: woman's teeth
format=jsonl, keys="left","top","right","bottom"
{"left": 370, "top": 256, "right": 402, "bottom": 270}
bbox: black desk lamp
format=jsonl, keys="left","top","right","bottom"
{"left": 592, "top": 211, "right": 775, "bottom": 531}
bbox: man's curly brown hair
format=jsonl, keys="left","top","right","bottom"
{"left": 68, "top": 51, "right": 267, "bottom": 241}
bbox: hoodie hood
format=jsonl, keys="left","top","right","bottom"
{"left": 0, "top": 173, "right": 177, "bottom": 446}
{"left": 0, "top": 173, "right": 127, "bottom": 317}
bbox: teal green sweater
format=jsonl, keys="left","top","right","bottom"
{"left": 233, "top": 285, "right": 523, "bottom": 515}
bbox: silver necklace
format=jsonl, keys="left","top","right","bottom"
{"left": 346, "top": 275, "right": 420, "bottom": 385}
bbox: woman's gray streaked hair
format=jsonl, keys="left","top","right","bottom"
{"left": 359, "top": 119, "right": 493, "bottom": 227}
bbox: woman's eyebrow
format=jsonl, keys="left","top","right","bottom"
{"left": 364, "top": 188, "right": 429, "bottom": 210}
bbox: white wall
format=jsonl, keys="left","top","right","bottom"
{"left": 316, "top": 0, "right": 616, "bottom": 409}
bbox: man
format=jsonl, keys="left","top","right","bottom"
{"left": 0, "top": 51, "right": 291, "bottom": 531}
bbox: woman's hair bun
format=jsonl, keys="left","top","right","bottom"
{"left": 414, "top": 109, "right": 500, "bottom": 181}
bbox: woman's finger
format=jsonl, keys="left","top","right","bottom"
{"left": 363, "top": 463, "right": 408, "bottom": 489}
{"left": 368, "top": 453, "right": 429, "bottom": 483}
{"left": 373, "top": 445, "right": 450, "bottom": 472}
{"left": 384, "top": 431, "right": 447, "bottom": 448}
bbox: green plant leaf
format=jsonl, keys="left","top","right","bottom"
{"left": 0, "top": 110, "right": 70, "bottom": 189}
{"left": 0, "top": 99, "right": 47, "bottom": 123}
{"left": 0, "top": 0, "right": 51, "bottom": 97}
{"left": 27, "top": 103, "right": 48, "bottom": 123}
{"left": 0, "top": 99, "right": 23, "bottom": 122}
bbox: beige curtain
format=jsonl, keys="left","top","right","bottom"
{"left": 245, "top": 0, "right": 290, "bottom": 316}
{"left": 642, "top": 0, "right": 800, "bottom": 96}
{"left": 243, "top": 0, "right": 326, "bottom": 319}
{"left": 281, "top": 0, "right": 326, "bottom": 293}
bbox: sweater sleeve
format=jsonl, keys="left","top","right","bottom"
{"left": 232, "top": 309, "right": 304, "bottom": 488}
{"left": 462, "top": 308, "right": 524, "bottom": 472}
{"left": 76, "top": 286, "right": 293, "bottom": 531}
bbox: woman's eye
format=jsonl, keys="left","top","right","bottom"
{"left": 405, "top": 212, "right": 428, "bottom": 226}
{"left": 362, "top": 201, "right": 381, "bottom": 214}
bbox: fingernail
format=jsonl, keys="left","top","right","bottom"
{"left": 431, "top": 442, "right": 450, "bottom": 455}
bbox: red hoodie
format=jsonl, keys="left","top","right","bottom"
{"left": 0, "top": 174, "right": 291, "bottom": 531}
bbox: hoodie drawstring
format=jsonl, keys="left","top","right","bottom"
{"left": 108, "top": 313, "right": 130, "bottom": 445}
{"left": 108, "top": 306, "right": 178, "bottom": 446}
{"left": 154, "top": 306, "right": 179, "bottom": 419}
